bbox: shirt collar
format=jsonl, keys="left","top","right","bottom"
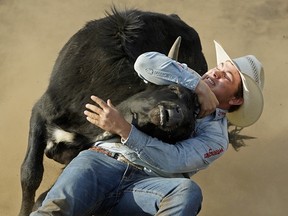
{"left": 213, "top": 108, "right": 227, "bottom": 120}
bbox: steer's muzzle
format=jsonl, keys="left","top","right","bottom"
{"left": 149, "top": 104, "right": 184, "bottom": 129}
{"left": 160, "top": 104, "right": 183, "bottom": 127}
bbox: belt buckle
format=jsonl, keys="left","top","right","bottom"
{"left": 110, "top": 152, "right": 119, "bottom": 159}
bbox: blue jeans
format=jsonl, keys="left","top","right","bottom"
{"left": 31, "top": 150, "right": 202, "bottom": 216}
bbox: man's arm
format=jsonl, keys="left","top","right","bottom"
{"left": 134, "top": 52, "right": 219, "bottom": 118}
{"left": 84, "top": 96, "right": 228, "bottom": 173}
{"left": 122, "top": 117, "right": 228, "bottom": 173}
{"left": 84, "top": 52, "right": 225, "bottom": 173}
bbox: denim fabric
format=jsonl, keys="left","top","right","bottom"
{"left": 134, "top": 52, "right": 201, "bottom": 91}
{"left": 95, "top": 108, "right": 229, "bottom": 179}
{"left": 30, "top": 150, "right": 202, "bottom": 216}
{"left": 123, "top": 111, "right": 229, "bottom": 178}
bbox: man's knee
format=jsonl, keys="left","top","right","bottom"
{"left": 179, "top": 179, "right": 203, "bottom": 202}
{"left": 159, "top": 179, "right": 202, "bottom": 215}
{"left": 177, "top": 179, "right": 203, "bottom": 214}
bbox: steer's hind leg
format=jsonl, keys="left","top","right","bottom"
{"left": 19, "top": 107, "right": 47, "bottom": 216}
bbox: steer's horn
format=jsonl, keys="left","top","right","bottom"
{"left": 168, "top": 36, "right": 181, "bottom": 60}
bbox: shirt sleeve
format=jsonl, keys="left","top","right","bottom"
{"left": 134, "top": 52, "right": 201, "bottom": 91}
{"left": 123, "top": 116, "right": 229, "bottom": 174}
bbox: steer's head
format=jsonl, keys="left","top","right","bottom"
{"left": 118, "top": 84, "right": 196, "bottom": 143}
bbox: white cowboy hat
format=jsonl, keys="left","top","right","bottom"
{"left": 214, "top": 40, "right": 264, "bottom": 127}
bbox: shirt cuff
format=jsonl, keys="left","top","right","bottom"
{"left": 121, "top": 125, "right": 148, "bottom": 153}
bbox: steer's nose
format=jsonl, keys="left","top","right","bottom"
{"left": 165, "top": 106, "right": 183, "bottom": 126}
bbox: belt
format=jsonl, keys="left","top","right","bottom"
{"left": 89, "top": 146, "right": 143, "bottom": 170}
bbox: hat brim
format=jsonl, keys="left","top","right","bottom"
{"left": 214, "top": 40, "right": 264, "bottom": 127}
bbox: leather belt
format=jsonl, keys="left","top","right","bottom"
{"left": 89, "top": 146, "right": 143, "bottom": 170}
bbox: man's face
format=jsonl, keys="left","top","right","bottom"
{"left": 202, "top": 60, "right": 242, "bottom": 108}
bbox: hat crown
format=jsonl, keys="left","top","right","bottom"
{"left": 233, "top": 55, "right": 264, "bottom": 90}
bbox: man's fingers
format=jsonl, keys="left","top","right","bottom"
{"left": 84, "top": 110, "right": 103, "bottom": 127}
{"left": 197, "top": 110, "right": 204, "bottom": 118}
{"left": 107, "top": 99, "right": 115, "bottom": 108}
{"left": 84, "top": 110, "right": 99, "bottom": 120}
{"left": 91, "top": 95, "right": 108, "bottom": 109}
{"left": 85, "top": 103, "right": 102, "bottom": 114}
{"left": 197, "top": 106, "right": 216, "bottom": 118}
{"left": 86, "top": 116, "right": 97, "bottom": 125}
{"left": 197, "top": 111, "right": 207, "bottom": 119}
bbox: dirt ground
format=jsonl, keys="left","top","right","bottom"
{"left": 1, "top": 0, "right": 287, "bottom": 215}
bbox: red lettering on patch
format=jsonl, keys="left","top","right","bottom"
{"left": 204, "top": 148, "right": 224, "bottom": 158}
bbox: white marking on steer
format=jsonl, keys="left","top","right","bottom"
{"left": 45, "top": 129, "right": 75, "bottom": 150}
{"left": 53, "top": 128, "right": 75, "bottom": 143}
{"left": 46, "top": 140, "right": 54, "bottom": 151}
{"left": 52, "top": 128, "right": 75, "bottom": 143}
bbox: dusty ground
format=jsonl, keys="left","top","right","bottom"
{"left": 1, "top": 0, "right": 287, "bottom": 215}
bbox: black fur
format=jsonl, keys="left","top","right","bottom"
{"left": 19, "top": 8, "right": 207, "bottom": 216}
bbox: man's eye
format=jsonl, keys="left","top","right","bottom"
{"left": 224, "top": 73, "right": 232, "bottom": 81}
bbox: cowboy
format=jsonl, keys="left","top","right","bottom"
{"left": 31, "top": 41, "right": 264, "bottom": 216}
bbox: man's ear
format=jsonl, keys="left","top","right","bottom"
{"left": 229, "top": 97, "right": 244, "bottom": 106}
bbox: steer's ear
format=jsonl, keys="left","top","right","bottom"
{"left": 168, "top": 36, "right": 181, "bottom": 60}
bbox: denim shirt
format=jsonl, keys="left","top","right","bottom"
{"left": 96, "top": 110, "right": 228, "bottom": 178}
{"left": 124, "top": 109, "right": 228, "bottom": 177}
{"left": 96, "top": 52, "right": 229, "bottom": 178}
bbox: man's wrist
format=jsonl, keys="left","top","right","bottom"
{"left": 118, "top": 122, "right": 132, "bottom": 141}
{"left": 195, "top": 80, "right": 209, "bottom": 96}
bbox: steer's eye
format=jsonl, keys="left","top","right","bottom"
{"left": 169, "top": 85, "right": 178, "bottom": 92}
{"left": 169, "top": 86, "right": 181, "bottom": 97}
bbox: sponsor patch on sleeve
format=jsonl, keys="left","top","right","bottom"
{"left": 204, "top": 148, "right": 224, "bottom": 158}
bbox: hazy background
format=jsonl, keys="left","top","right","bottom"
{"left": 1, "top": 0, "right": 287, "bottom": 215}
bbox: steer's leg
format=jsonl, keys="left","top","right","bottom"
{"left": 19, "top": 106, "right": 47, "bottom": 216}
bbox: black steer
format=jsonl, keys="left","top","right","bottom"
{"left": 45, "top": 84, "right": 196, "bottom": 165}
{"left": 19, "top": 7, "right": 207, "bottom": 216}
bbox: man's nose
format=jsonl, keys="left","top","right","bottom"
{"left": 213, "top": 70, "right": 224, "bottom": 78}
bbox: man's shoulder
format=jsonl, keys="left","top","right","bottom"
{"left": 195, "top": 113, "right": 228, "bottom": 134}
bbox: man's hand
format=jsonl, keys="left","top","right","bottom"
{"left": 195, "top": 80, "right": 219, "bottom": 118}
{"left": 84, "top": 95, "right": 132, "bottom": 140}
